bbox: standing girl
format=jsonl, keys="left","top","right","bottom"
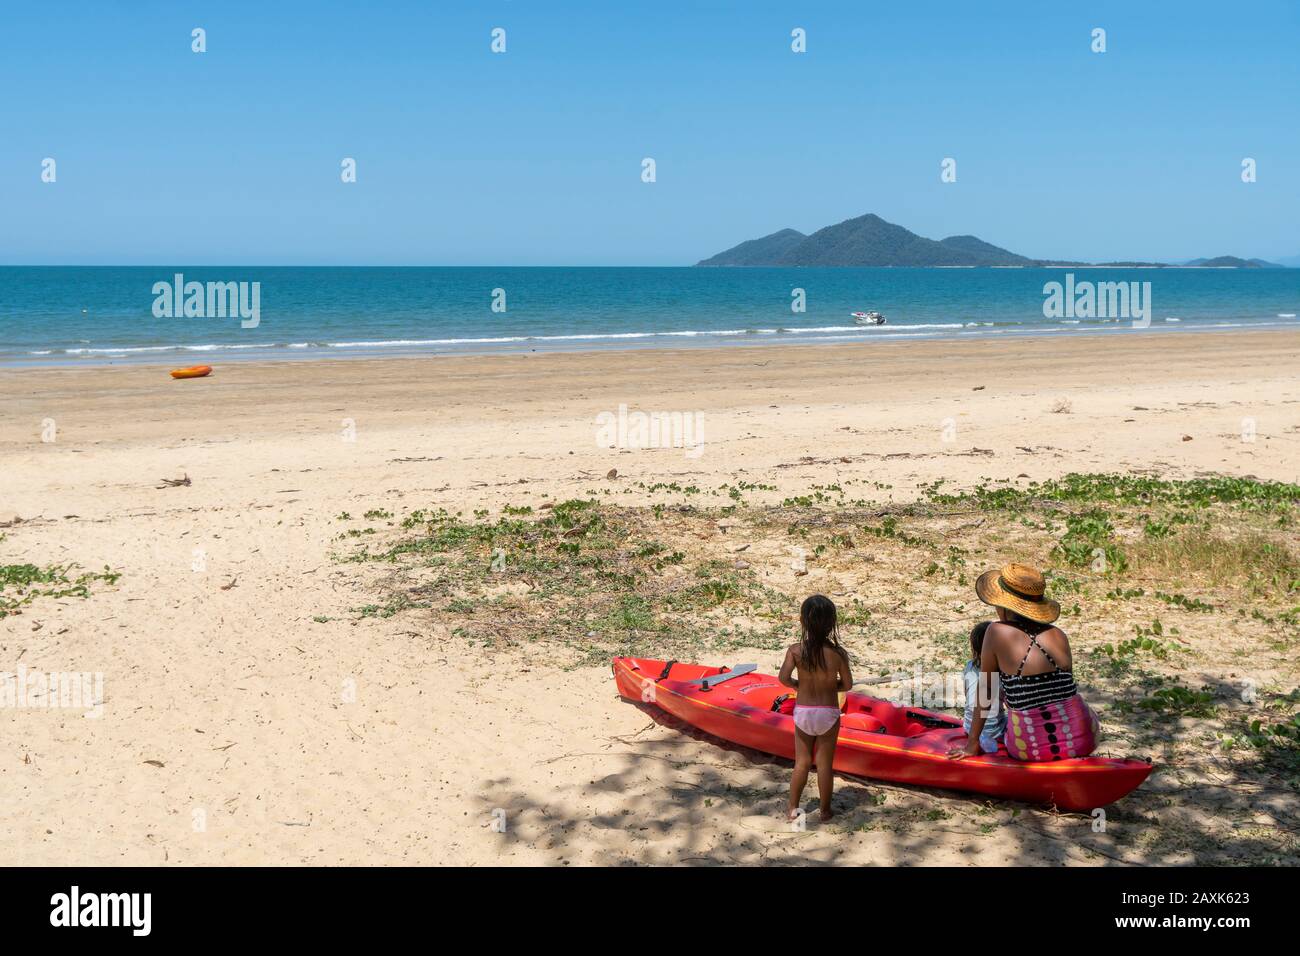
{"left": 778, "top": 595, "right": 853, "bottom": 821}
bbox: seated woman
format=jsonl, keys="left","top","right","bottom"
{"left": 955, "top": 563, "right": 1099, "bottom": 761}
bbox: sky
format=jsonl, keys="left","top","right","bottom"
{"left": 1, "top": 0, "right": 1297, "bottom": 266}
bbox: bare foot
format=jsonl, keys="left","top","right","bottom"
{"left": 819, "top": 808, "right": 834, "bottom": 822}
{"left": 786, "top": 807, "right": 801, "bottom": 821}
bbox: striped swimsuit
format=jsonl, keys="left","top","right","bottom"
{"left": 1001, "top": 631, "right": 1099, "bottom": 762}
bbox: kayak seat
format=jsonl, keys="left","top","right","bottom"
{"left": 839, "top": 713, "right": 888, "bottom": 734}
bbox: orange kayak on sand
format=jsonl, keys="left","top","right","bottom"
{"left": 613, "top": 656, "right": 1154, "bottom": 811}
{"left": 170, "top": 365, "right": 212, "bottom": 379}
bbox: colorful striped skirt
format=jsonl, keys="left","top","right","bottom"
{"left": 1004, "top": 693, "right": 1099, "bottom": 762}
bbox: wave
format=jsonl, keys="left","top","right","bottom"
{"left": 9, "top": 315, "right": 1296, "bottom": 362}
{"left": 16, "top": 322, "right": 981, "bottom": 356}
{"left": 28, "top": 341, "right": 324, "bottom": 356}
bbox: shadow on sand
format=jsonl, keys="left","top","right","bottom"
{"left": 473, "top": 683, "right": 1297, "bottom": 866}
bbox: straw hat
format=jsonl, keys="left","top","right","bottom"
{"left": 975, "top": 563, "right": 1060, "bottom": 624}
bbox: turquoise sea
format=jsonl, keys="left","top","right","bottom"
{"left": 1, "top": 266, "right": 1296, "bottom": 366}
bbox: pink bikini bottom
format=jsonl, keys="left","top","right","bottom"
{"left": 792, "top": 704, "right": 841, "bottom": 736}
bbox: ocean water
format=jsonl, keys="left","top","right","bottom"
{"left": 1, "top": 266, "right": 1296, "bottom": 366}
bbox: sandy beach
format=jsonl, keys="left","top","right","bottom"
{"left": 3, "top": 328, "right": 1298, "bottom": 865}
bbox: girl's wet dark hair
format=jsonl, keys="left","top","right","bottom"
{"left": 799, "top": 594, "right": 842, "bottom": 671}
{"left": 970, "top": 621, "right": 990, "bottom": 662}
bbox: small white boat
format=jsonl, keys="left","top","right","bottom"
{"left": 851, "top": 311, "right": 886, "bottom": 326}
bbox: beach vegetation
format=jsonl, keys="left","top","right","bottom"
{"left": 1131, "top": 681, "right": 1219, "bottom": 718}
{"left": 0, "top": 562, "right": 121, "bottom": 618}
{"left": 337, "top": 471, "right": 1300, "bottom": 830}
{"left": 1221, "top": 690, "right": 1300, "bottom": 776}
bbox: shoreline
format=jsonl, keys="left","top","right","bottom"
{"left": 7, "top": 329, "right": 1299, "bottom": 498}
{"left": 3, "top": 317, "right": 1297, "bottom": 372}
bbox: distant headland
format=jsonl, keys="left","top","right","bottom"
{"left": 696, "top": 213, "right": 1288, "bottom": 269}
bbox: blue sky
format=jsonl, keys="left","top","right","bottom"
{"left": 2, "top": 0, "right": 1296, "bottom": 265}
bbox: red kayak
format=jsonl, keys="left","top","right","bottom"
{"left": 613, "top": 657, "right": 1152, "bottom": 812}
